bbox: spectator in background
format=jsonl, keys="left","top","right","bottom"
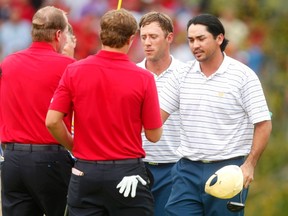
{"left": 70, "top": 15, "right": 100, "bottom": 60}
{"left": 219, "top": 7, "right": 249, "bottom": 59}
{"left": 80, "top": 0, "right": 108, "bottom": 18}
{"left": 245, "top": 25, "right": 266, "bottom": 75}
{"left": 0, "top": 5, "right": 31, "bottom": 61}
{"left": 0, "top": 0, "right": 10, "bottom": 24}
{"left": 10, "top": 0, "right": 35, "bottom": 21}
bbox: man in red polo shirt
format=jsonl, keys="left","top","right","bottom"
{"left": 46, "top": 8, "right": 163, "bottom": 216}
{"left": 0, "top": 6, "right": 75, "bottom": 216}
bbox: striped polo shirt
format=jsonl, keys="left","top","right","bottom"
{"left": 138, "top": 56, "right": 187, "bottom": 163}
{"left": 160, "top": 54, "right": 271, "bottom": 161}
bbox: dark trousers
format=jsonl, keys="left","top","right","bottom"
{"left": 68, "top": 160, "right": 154, "bottom": 216}
{"left": 1, "top": 146, "right": 73, "bottom": 216}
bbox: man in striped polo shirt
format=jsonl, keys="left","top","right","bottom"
{"left": 137, "top": 11, "right": 187, "bottom": 216}
{"left": 160, "top": 14, "right": 272, "bottom": 216}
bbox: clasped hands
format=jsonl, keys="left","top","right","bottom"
{"left": 116, "top": 175, "right": 147, "bottom": 198}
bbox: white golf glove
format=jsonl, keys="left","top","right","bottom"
{"left": 116, "top": 175, "right": 147, "bottom": 198}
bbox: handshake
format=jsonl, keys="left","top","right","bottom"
{"left": 116, "top": 175, "right": 147, "bottom": 198}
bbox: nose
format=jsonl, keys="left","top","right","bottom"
{"left": 192, "top": 40, "right": 200, "bottom": 48}
{"left": 143, "top": 37, "right": 152, "bottom": 46}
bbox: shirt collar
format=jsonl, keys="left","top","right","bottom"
{"left": 192, "top": 53, "right": 231, "bottom": 75}
{"left": 30, "top": 42, "right": 56, "bottom": 51}
{"left": 97, "top": 50, "right": 130, "bottom": 61}
{"left": 138, "top": 55, "right": 178, "bottom": 77}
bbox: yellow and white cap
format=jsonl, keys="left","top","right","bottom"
{"left": 205, "top": 165, "right": 243, "bottom": 199}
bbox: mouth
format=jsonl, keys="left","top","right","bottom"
{"left": 145, "top": 50, "right": 154, "bottom": 55}
{"left": 193, "top": 51, "right": 203, "bottom": 59}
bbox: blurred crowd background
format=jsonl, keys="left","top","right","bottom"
{"left": 0, "top": 0, "right": 288, "bottom": 215}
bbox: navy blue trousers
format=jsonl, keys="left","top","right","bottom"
{"left": 165, "top": 157, "right": 248, "bottom": 216}
{"left": 145, "top": 163, "right": 175, "bottom": 216}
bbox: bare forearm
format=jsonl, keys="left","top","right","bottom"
{"left": 47, "top": 121, "right": 73, "bottom": 151}
{"left": 245, "top": 120, "right": 272, "bottom": 167}
{"left": 144, "top": 127, "right": 163, "bottom": 143}
{"left": 46, "top": 110, "right": 73, "bottom": 151}
{"left": 241, "top": 120, "right": 272, "bottom": 188}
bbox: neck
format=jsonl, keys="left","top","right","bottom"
{"left": 102, "top": 35, "right": 134, "bottom": 54}
{"left": 200, "top": 52, "right": 224, "bottom": 77}
{"left": 102, "top": 45, "right": 129, "bottom": 54}
{"left": 146, "top": 55, "right": 172, "bottom": 76}
{"left": 48, "top": 41, "right": 59, "bottom": 53}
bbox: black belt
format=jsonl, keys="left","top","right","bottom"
{"left": 4, "top": 143, "right": 65, "bottom": 152}
{"left": 196, "top": 156, "right": 245, "bottom": 164}
{"left": 77, "top": 158, "right": 142, "bottom": 165}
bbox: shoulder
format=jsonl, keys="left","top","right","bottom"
{"left": 135, "top": 64, "right": 154, "bottom": 79}
{"left": 56, "top": 53, "right": 76, "bottom": 64}
{"left": 66, "top": 55, "right": 96, "bottom": 68}
{"left": 225, "top": 55, "right": 258, "bottom": 79}
{"left": 226, "top": 56, "right": 254, "bottom": 73}
{"left": 175, "top": 59, "right": 195, "bottom": 75}
{"left": 170, "top": 56, "right": 189, "bottom": 69}
{"left": 136, "top": 58, "right": 146, "bottom": 69}
{"left": 0, "top": 49, "right": 27, "bottom": 65}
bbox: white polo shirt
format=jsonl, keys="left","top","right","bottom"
{"left": 138, "top": 56, "right": 187, "bottom": 163}
{"left": 160, "top": 54, "right": 271, "bottom": 161}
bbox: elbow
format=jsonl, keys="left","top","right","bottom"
{"left": 45, "top": 117, "right": 57, "bottom": 132}
{"left": 145, "top": 127, "right": 163, "bottom": 143}
{"left": 148, "top": 137, "right": 161, "bottom": 143}
{"left": 45, "top": 111, "right": 59, "bottom": 132}
{"left": 45, "top": 110, "right": 66, "bottom": 142}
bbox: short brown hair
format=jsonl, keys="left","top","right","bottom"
{"left": 100, "top": 9, "right": 138, "bottom": 48}
{"left": 139, "top": 11, "right": 174, "bottom": 37}
{"left": 31, "top": 6, "right": 68, "bottom": 42}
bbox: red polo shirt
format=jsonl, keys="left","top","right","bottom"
{"left": 49, "top": 50, "right": 162, "bottom": 160}
{"left": 0, "top": 42, "right": 75, "bottom": 144}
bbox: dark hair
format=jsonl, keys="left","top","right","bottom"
{"left": 100, "top": 9, "right": 138, "bottom": 48}
{"left": 139, "top": 11, "right": 174, "bottom": 37}
{"left": 187, "top": 14, "right": 229, "bottom": 52}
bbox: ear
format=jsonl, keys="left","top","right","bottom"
{"left": 55, "top": 30, "right": 62, "bottom": 42}
{"left": 216, "top": 33, "right": 224, "bottom": 46}
{"left": 166, "top": 32, "right": 174, "bottom": 43}
{"left": 127, "top": 35, "right": 135, "bottom": 45}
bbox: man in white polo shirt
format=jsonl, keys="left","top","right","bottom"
{"left": 160, "top": 14, "right": 272, "bottom": 216}
{"left": 137, "top": 11, "right": 187, "bottom": 216}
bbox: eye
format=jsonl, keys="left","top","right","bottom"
{"left": 199, "top": 37, "right": 205, "bottom": 41}
{"left": 188, "top": 38, "right": 194, "bottom": 43}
